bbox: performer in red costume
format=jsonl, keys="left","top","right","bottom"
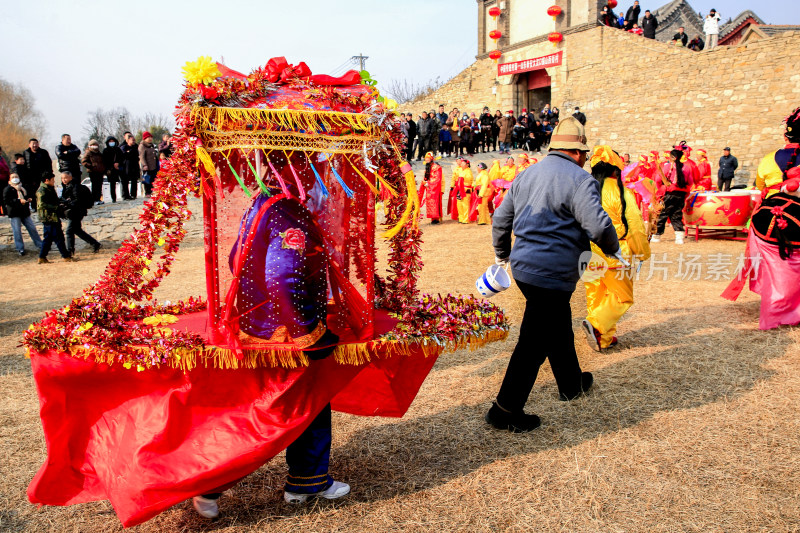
{"left": 695, "top": 149, "right": 713, "bottom": 190}
{"left": 418, "top": 152, "right": 443, "bottom": 223}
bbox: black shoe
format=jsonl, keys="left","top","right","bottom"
{"left": 18, "top": 250, "right": 25, "bottom": 257}
{"left": 485, "top": 402, "right": 541, "bottom": 433}
{"left": 93, "top": 243, "right": 102, "bottom": 253}
{"left": 559, "top": 372, "right": 594, "bottom": 401}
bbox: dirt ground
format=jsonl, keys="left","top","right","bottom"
{"left": 1, "top": 183, "right": 800, "bottom": 532}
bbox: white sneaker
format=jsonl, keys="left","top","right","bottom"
{"left": 581, "top": 319, "right": 601, "bottom": 352}
{"left": 284, "top": 481, "right": 351, "bottom": 504}
{"left": 192, "top": 496, "right": 219, "bottom": 518}
{"left": 675, "top": 234, "right": 685, "bottom": 245}
{"left": 651, "top": 234, "right": 661, "bottom": 242}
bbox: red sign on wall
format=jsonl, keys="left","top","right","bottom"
{"left": 498, "top": 51, "right": 563, "bottom": 76}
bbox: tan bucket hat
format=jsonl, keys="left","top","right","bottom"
{"left": 549, "top": 116, "right": 589, "bottom": 151}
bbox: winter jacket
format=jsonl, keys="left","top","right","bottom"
{"left": 573, "top": 111, "right": 587, "bottom": 125}
{"left": 60, "top": 181, "right": 86, "bottom": 220}
{"left": 406, "top": 119, "right": 416, "bottom": 141}
{"left": 492, "top": 151, "right": 620, "bottom": 292}
{"left": 120, "top": 141, "right": 140, "bottom": 178}
{"left": 55, "top": 143, "right": 82, "bottom": 176}
{"left": 81, "top": 147, "right": 106, "bottom": 174}
{"left": 103, "top": 136, "right": 124, "bottom": 177}
{"left": 139, "top": 140, "right": 158, "bottom": 172}
{"left": 36, "top": 183, "right": 61, "bottom": 223}
{"left": 10, "top": 162, "right": 36, "bottom": 199}
{"left": 718, "top": 154, "right": 739, "bottom": 179}
{"left": 4, "top": 183, "right": 31, "bottom": 218}
{"left": 703, "top": 13, "right": 721, "bottom": 35}
{"left": 625, "top": 5, "right": 641, "bottom": 27}
{"left": 479, "top": 112, "right": 495, "bottom": 130}
{"left": 157, "top": 139, "right": 173, "bottom": 157}
{"left": 417, "top": 117, "right": 435, "bottom": 139}
{"left": 672, "top": 32, "right": 688, "bottom": 47}
{"left": 497, "top": 116, "right": 515, "bottom": 143}
{"left": 641, "top": 14, "right": 658, "bottom": 38}
{"left": 24, "top": 147, "right": 54, "bottom": 181}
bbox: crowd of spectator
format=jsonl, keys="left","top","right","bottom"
{"left": 599, "top": 2, "right": 722, "bottom": 51}
{"left": 0, "top": 131, "right": 173, "bottom": 260}
{"left": 399, "top": 104, "right": 587, "bottom": 160}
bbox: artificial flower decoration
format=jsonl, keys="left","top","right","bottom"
{"left": 182, "top": 56, "right": 221, "bottom": 86}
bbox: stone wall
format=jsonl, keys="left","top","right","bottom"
{"left": 564, "top": 27, "right": 800, "bottom": 182}
{"left": 0, "top": 196, "right": 203, "bottom": 252}
{"left": 406, "top": 26, "right": 800, "bottom": 182}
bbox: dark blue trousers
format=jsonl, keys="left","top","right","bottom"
{"left": 39, "top": 222, "right": 70, "bottom": 259}
{"left": 202, "top": 403, "right": 332, "bottom": 499}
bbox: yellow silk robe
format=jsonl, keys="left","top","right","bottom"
{"left": 585, "top": 178, "right": 651, "bottom": 348}
{"left": 474, "top": 169, "right": 492, "bottom": 225}
{"left": 756, "top": 149, "right": 791, "bottom": 198}
{"left": 456, "top": 168, "right": 474, "bottom": 223}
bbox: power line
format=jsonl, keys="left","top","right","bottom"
{"left": 351, "top": 53, "right": 369, "bottom": 71}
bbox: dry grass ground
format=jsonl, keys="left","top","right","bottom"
{"left": 1, "top": 210, "right": 800, "bottom": 531}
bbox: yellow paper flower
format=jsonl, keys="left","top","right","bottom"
{"left": 78, "top": 322, "right": 93, "bottom": 332}
{"left": 143, "top": 314, "right": 179, "bottom": 326}
{"left": 182, "top": 56, "right": 221, "bottom": 86}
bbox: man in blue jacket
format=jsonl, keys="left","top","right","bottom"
{"left": 488, "top": 116, "right": 621, "bottom": 432}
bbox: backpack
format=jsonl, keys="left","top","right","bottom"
{"left": 77, "top": 183, "right": 94, "bottom": 210}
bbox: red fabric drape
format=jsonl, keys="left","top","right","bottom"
{"left": 28, "top": 346, "right": 439, "bottom": 528}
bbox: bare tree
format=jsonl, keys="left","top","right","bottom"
{"left": 83, "top": 108, "right": 175, "bottom": 147}
{"left": 0, "top": 77, "right": 47, "bottom": 157}
{"left": 383, "top": 77, "right": 445, "bottom": 104}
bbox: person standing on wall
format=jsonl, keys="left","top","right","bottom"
{"left": 81, "top": 139, "right": 106, "bottom": 205}
{"left": 120, "top": 132, "right": 140, "bottom": 199}
{"left": 573, "top": 107, "right": 587, "bottom": 126}
{"left": 488, "top": 117, "right": 620, "bottom": 432}
{"left": 102, "top": 136, "right": 124, "bottom": 202}
{"left": 624, "top": 0, "right": 641, "bottom": 30}
{"left": 641, "top": 10, "right": 658, "bottom": 39}
{"left": 718, "top": 147, "right": 738, "bottom": 191}
{"left": 704, "top": 9, "right": 721, "bottom": 50}
{"left": 55, "top": 134, "right": 82, "bottom": 182}
{"left": 139, "top": 132, "right": 158, "bottom": 196}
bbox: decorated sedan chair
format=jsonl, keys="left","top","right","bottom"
{"left": 23, "top": 57, "right": 508, "bottom": 527}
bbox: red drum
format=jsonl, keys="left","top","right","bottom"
{"left": 683, "top": 190, "right": 759, "bottom": 228}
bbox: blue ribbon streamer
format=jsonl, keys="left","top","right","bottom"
{"left": 309, "top": 161, "right": 330, "bottom": 198}
{"left": 327, "top": 155, "right": 354, "bottom": 198}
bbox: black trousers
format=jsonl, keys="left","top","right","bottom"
{"left": 88, "top": 172, "right": 104, "bottom": 202}
{"left": 496, "top": 280, "right": 584, "bottom": 412}
{"left": 656, "top": 191, "right": 687, "bottom": 234}
{"left": 65, "top": 217, "right": 99, "bottom": 254}
{"left": 417, "top": 137, "right": 430, "bottom": 160}
{"left": 405, "top": 139, "right": 415, "bottom": 162}
{"left": 717, "top": 177, "right": 732, "bottom": 191}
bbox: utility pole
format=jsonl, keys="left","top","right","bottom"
{"left": 351, "top": 53, "right": 369, "bottom": 71}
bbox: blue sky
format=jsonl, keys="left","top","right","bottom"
{"left": 1, "top": 0, "right": 794, "bottom": 149}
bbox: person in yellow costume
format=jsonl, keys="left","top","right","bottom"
{"left": 756, "top": 110, "right": 800, "bottom": 199}
{"left": 470, "top": 161, "right": 492, "bottom": 224}
{"left": 517, "top": 153, "right": 532, "bottom": 174}
{"left": 447, "top": 159, "right": 462, "bottom": 220}
{"left": 581, "top": 145, "right": 651, "bottom": 351}
{"left": 492, "top": 156, "right": 517, "bottom": 209}
{"left": 450, "top": 158, "right": 474, "bottom": 223}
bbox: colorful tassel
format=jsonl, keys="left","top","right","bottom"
{"left": 267, "top": 160, "right": 292, "bottom": 198}
{"left": 327, "top": 155, "right": 354, "bottom": 198}
{"left": 345, "top": 154, "right": 379, "bottom": 195}
{"left": 245, "top": 153, "right": 270, "bottom": 195}
{"left": 287, "top": 161, "right": 307, "bottom": 202}
{"left": 309, "top": 160, "right": 330, "bottom": 198}
{"left": 224, "top": 154, "right": 252, "bottom": 198}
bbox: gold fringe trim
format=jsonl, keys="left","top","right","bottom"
{"left": 62, "top": 328, "right": 509, "bottom": 372}
{"left": 191, "top": 106, "right": 380, "bottom": 138}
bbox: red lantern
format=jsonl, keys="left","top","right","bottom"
{"left": 547, "top": 5, "right": 562, "bottom": 20}
{"left": 489, "top": 50, "right": 502, "bottom": 63}
{"left": 489, "top": 6, "right": 501, "bottom": 20}
{"left": 607, "top": 0, "right": 618, "bottom": 7}
{"left": 548, "top": 32, "right": 563, "bottom": 47}
{"left": 489, "top": 30, "right": 502, "bottom": 40}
